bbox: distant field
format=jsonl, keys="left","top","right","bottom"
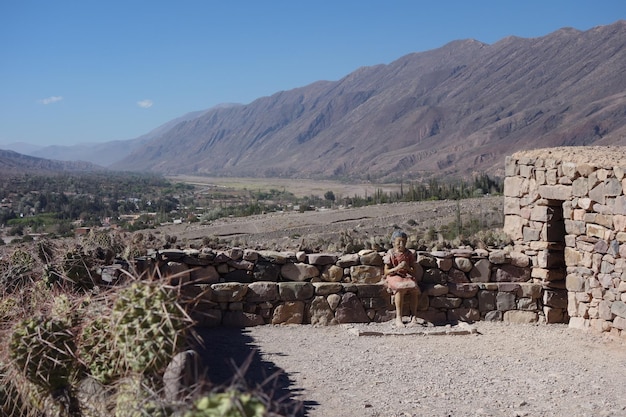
{"left": 167, "top": 175, "right": 402, "bottom": 199}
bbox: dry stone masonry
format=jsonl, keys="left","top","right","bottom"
{"left": 503, "top": 146, "right": 626, "bottom": 337}
{"left": 115, "top": 244, "right": 545, "bottom": 328}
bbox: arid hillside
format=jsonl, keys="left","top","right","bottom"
{"left": 110, "top": 21, "right": 626, "bottom": 180}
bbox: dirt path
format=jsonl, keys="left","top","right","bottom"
{"left": 216, "top": 322, "right": 626, "bottom": 417}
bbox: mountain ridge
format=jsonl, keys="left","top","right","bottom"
{"left": 6, "top": 21, "right": 626, "bottom": 180}
{"left": 110, "top": 20, "right": 626, "bottom": 180}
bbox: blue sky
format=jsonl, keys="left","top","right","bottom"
{"left": 1, "top": 1, "right": 625, "bottom": 147}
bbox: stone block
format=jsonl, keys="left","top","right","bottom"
{"left": 336, "top": 253, "right": 360, "bottom": 267}
{"left": 307, "top": 253, "right": 338, "bottom": 266}
{"left": 246, "top": 282, "right": 278, "bottom": 302}
{"left": 312, "top": 282, "right": 343, "bottom": 295}
{"left": 478, "top": 290, "right": 497, "bottom": 312}
{"left": 211, "top": 283, "right": 248, "bottom": 302}
{"left": 572, "top": 177, "right": 589, "bottom": 196}
{"left": 484, "top": 310, "right": 503, "bottom": 321}
{"left": 503, "top": 310, "right": 538, "bottom": 323}
{"left": 253, "top": 261, "right": 281, "bottom": 282}
{"left": 614, "top": 316, "right": 626, "bottom": 330}
{"left": 469, "top": 259, "right": 491, "bottom": 283}
{"left": 350, "top": 265, "right": 383, "bottom": 283}
{"left": 431, "top": 296, "right": 462, "bottom": 309}
{"left": 448, "top": 283, "right": 479, "bottom": 298}
{"left": 538, "top": 185, "right": 572, "bottom": 200}
{"left": 611, "top": 300, "right": 626, "bottom": 318}
{"left": 493, "top": 264, "right": 531, "bottom": 282}
{"left": 281, "top": 262, "right": 319, "bottom": 282}
{"left": 496, "top": 292, "right": 516, "bottom": 311}
{"left": 614, "top": 196, "right": 626, "bottom": 215}
{"left": 308, "top": 296, "right": 336, "bottom": 326}
{"left": 278, "top": 282, "right": 315, "bottom": 301}
{"left": 504, "top": 176, "right": 526, "bottom": 197}
{"left": 190, "top": 265, "right": 220, "bottom": 284}
{"left": 359, "top": 251, "right": 383, "bottom": 266}
{"left": 271, "top": 301, "right": 305, "bottom": 325}
{"left": 335, "top": 292, "right": 370, "bottom": 323}
{"left": 321, "top": 264, "right": 344, "bottom": 282}
{"left": 519, "top": 283, "right": 542, "bottom": 299}
{"left": 568, "top": 317, "right": 589, "bottom": 330}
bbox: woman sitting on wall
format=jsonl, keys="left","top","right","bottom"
{"left": 383, "top": 230, "right": 423, "bottom": 327}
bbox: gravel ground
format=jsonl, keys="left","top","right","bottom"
{"left": 201, "top": 321, "right": 626, "bottom": 417}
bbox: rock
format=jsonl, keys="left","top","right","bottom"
{"left": 469, "top": 259, "right": 491, "bottom": 283}
{"left": 321, "top": 264, "right": 344, "bottom": 282}
{"left": 454, "top": 257, "right": 473, "bottom": 272}
{"left": 313, "top": 282, "right": 343, "bottom": 295}
{"left": 163, "top": 350, "right": 204, "bottom": 401}
{"left": 308, "top": 296, "right": 336, "bottom": 326}
{"left": 307, "top": 253, "right": 338, "bottom": 266}
{"left": 350, "top": 265, "right": 383, "bottom": 283}
{"left": 335, "top": 292, "right": 370, "bottom": 323}
{"left": 272, "top": 301, "right": 305, "bottom": 325}
{"left": 496, "top": 292, "right": 517, "bottom": 311}
{"left": 246, "top": 282, "right": 278, "bottom": 302}
{"left": 189, "top": 265, "right": 220, "bottom": 284}
{"left": 359, "top": 251, "right": 383, "bottom": 266}
{"left": 503, "top": 310, "right": 538, "bottom": 323}
{"left": 253, "top": 261, "right": 281, "bottom": 282}
{"left": 281, "top": 262, "right": 320, "bottom": 281}
{"left": 211, "top": 283, "right": 248, "bottom": 302}
{"left": 278, "top": 282, "right": 315, "bottom": 301}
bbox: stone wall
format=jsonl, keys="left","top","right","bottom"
{"left": 502, "top": 146, "right": 626, "bottom": 337}
{"left": 115, "top": 245, "right": 548, "bottom": 327}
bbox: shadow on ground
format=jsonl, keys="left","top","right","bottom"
{"left": 193, "top": 326, "right": 317, "bottom": 417}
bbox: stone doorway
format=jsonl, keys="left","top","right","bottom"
{"left": 540, "top": 199, "right": 568, "bottom": 323}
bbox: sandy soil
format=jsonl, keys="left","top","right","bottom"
{"left": 199, "top": 322, "right": 626, "bottom": 417}
{"left": 159, "top": 197, "right": 503, "bottom": 251}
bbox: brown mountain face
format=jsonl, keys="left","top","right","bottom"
{"left": 112, "top": 21, "right": 626, "bottom": 181}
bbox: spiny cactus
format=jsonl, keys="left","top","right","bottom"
{"left": 114, "top": 375, "right": 173, "bottom": 417}
{"left": 8, "top": 316, "right": 78, "bottom": 393}
{"left": 183, "top": 391, "right": 266, "bottom": 417}
{"left": 0, "top": 361, "right": 28, "bottom": 417}
{"left": 78, "top": 316, "right": 120, "bottom": 385}
{"left": 111, "top": 281, "right": 190, "bottom": 376}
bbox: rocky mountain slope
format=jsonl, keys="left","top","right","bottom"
{"left": 110, "top": 21, "right": 626, "bottom": 180}
{"left": 0, "top": 149, "right": 103, "bottom": 174}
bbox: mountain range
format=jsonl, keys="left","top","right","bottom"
{"left": 4, "top": 21, "right": 626, "bottom": 180}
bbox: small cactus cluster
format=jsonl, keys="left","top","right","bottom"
{"left": 8, "top": 316, "right": 78, "bottom": 393}
{"left": 183, "top": 391, "right": 267, "bottom": 417}
{"left": 111, "top": 281, "right": 189, "bottom": 375}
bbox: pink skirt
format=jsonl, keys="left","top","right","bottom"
{"left": 385, "top": 275, "right": 418, "bottom": 291}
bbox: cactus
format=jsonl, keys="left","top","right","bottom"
{"left": 8, "top": 316, "right": 78, "bottom": 392}
{"left": 114, "top": 375, "right": 173, "bottom": 417}
{"left": 78, "top": 316, "right": 121, "bottom": 384}
{"left": 0, "top": 361, "right": 28, "bottom": 417}
{"left": 183, "top": 391, "right": 266, "bottom": 417}
{"left": 111, "top": 281, "right": 190, "bottom": 375}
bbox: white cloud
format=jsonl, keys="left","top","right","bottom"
{"left": 38, "top": 96, "right": 63, "bottom": 105}
{"left": 137, "top": 99, "right": 153, "bottom": 108}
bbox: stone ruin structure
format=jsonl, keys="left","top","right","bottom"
{"left": 503, "top": 146, "right": 626, "bottom": 337}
